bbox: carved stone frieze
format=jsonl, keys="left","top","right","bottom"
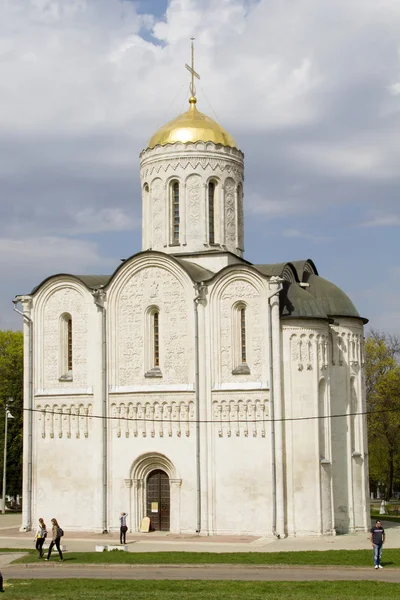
{"left": 36, "top": 403, "right": 92, "bottom": 439}
{"left": 110, "top": 399, "right": 195, "bottom": 439}
{"left": 212, "top": 398, "right": 268, "bottom": 438}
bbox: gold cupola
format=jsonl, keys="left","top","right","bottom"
{"left": 147, "top": 96, "right": 237, "bottom": 149}
{"left": 147, "top": 39, "right": 237, "bottom": 150}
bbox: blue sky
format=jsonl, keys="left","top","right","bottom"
{"left": 0, "top": 0, "right": 399, "bottom": 332}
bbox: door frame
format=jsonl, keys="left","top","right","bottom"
{"left": 127, "top": 452, "right": 182, "bottom": 533}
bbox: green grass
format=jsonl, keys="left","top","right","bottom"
{"left": 12, "top": 548, "right": 400, "bottom": 567}
{"left": 3, "top": 580, "right": 400, "bottom": 600}
{"left": 371, "top": 513, "right": 400, "bottom": 523}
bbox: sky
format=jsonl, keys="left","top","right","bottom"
{"left": 1, "top": 0, "right": 400, "bottom": 332}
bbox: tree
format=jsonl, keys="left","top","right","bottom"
{"left": 0, "top": 330, "right": 23, "bottom": 498}
{"left": 365, "top": 330, "right": 400, "bottom": 499}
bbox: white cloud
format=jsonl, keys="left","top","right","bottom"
{"left": 1, "top": 0, "right": 400, "bottom": 332}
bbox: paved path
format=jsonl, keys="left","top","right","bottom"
{"left": 2, "top": 512, "right": 400, "bottom": 554}
{"left": 3, "top": 563, "right": 400, "bottom": 582}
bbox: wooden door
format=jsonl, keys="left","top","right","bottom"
{"left": 146, "top": 469, "right": 170, "bottom": 531}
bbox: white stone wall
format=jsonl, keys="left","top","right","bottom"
{"left": 140, "top": 142, "right": 244, "bottom": 257}
{"left": 282, "top": 320, "right": 334, "bottom": 536}
{"left": 329, "top": 318, "right": 369, "bottom": 533}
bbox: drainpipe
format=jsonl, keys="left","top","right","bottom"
{"left": 193, "top": 283, "right": 206, "bottom": 533}
{"left": 92, "top": 289, "right": 108, "bottom": 533}
{"left": 268, "top": 277, "right": 283, "bottom": 538}
{"left": 13, "top": 297, "right": 33, "bottom": 531}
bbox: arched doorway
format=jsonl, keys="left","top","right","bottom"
{"left": 146, "top": 469, "right": 170, "bottom": 531}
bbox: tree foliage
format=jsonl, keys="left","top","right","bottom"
{"left": 366, "top": 330, "right": 400, "bottom": 499}
{"left": 0, "top": 330, "right": 23, "bottom": 497}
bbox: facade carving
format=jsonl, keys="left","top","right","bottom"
{"left": 40, "top": 286, "right": 89, "bottom": 389}
{"left": 224, "top": 177, "right": 236, "bottom": 247}
{"left": 218, "top": 278, "right": 263, "bottom": 383}
{"left": 140, "top": 142, "right": 244, "bottom": 256}
{"left": 110, "top": 399, "right": 195, "bottom": 438}
{"left": 212, "top": 398, "right": 268, "bottom": 438}
{"left": 36, "top": 403, "right": 92, "bottom": 439}
{"left": 186, "top": 174, "right": 203, "bottom": 245}
{"left": 113, "top": 265, "right": 191, "bottom": 387}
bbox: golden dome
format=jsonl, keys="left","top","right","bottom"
{"left": 147, "top": 97, "right": 237, "bottom": 149}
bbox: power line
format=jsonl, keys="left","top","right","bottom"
{"left": 24, "top": 405, "right": 400, "bottom": 425}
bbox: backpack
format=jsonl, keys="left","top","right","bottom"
{"left": 57, "top": 527, "right": 64, "bottom": 538}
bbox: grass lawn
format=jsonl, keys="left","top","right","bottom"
{"left": 12, "top": 548, "right": 400, "bottom": 567}
{"left": 3, "top": 580, "right": 400, "bottom": 600}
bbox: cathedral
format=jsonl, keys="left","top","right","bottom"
{"left": 15, "top": 51, "right": 370, "bottom": 537}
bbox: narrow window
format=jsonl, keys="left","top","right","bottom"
{"left": 232, "top": 303, "right": 250, "bottom": 375}
{"left": 59, "top": 313, "right": 73, "bottom": 381}
{"left": 240, "top": 307, "right": 246, "bottom": 363}
{"left": 67, "top": 317, "right": 73, "bottom": 371}
{"left": 208, "top": 182, "right": 215, "bottom": 244}
{"left": 153, "top": 311, "right": 160, "bottom": 367}
{"left": 172, "top": 182, "right": 179, "bottom": 243}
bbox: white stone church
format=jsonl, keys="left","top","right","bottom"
{"left": 15, "top": 67, "right": 370, "bottom": 537}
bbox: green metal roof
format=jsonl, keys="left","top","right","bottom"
{"left": 304, "top": 274, "right": 368, "bottom": 323}
{"left": 280, "top": 282, "right": 328, "bottom": 320}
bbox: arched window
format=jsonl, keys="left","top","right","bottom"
{"left": 208, "top": 181, "right": 215, "bottom": 244}
{"left": 59, "top": 313, "right": 73, "bottom": 381}
{"left": 153, "top": 310, "right": 160, "bottom": 367}
{"left": 232, "top": 303, "right": 250, "bottom": 374}
{"left": 145, "top": 307, "right": 162, "bottom": 377}
{"left": 67, "top": 317, "right": 73, "bottom": 371}
{"left": 240, "top": 306, "right": 246, "bottom": 364}
{"left": 171, "top": 181, "right": 180, "bottom": 243}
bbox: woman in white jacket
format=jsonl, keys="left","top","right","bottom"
{"left": 34, "top": 518, "right": 47, "bottom": 558}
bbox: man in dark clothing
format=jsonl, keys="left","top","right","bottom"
{"left": 370, "top": 519, "right": 385, "bottom": 569}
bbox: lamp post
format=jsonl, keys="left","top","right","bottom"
{"left": 2, "top": 398, "right": 14, "bottom": 515}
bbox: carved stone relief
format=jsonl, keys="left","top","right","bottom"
{"left": 186, "top": 174, "right": 203, "bottom": 244}
{"left": 110, "top": 399, "right": 195, "bottom": 438}
{"left": 224, "top": 177, "right": 236, "bottom": 249}
{"left": 42, "top": 288, "right": 89, "bottom": 389}
{"left": 151, "top": 178, "right": 163, "bottom": 248}
{"left": 219, "top": 279, "right": 262, "bottom": 383}
{"left": 116, "top": 266, "right": 190, "bottom": 386}
{"left": 37, "top": 403, "right": 92, "bottom": 439}
{"left": 212, "top": 398, "right": 268, "bottom": 438}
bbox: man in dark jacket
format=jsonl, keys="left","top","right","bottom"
{"left": 370, "top": 519, "right": 386, "bottom": 569}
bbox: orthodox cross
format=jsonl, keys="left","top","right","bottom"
{"left": 185, "top": 37, "right": 200, "bottom": 97}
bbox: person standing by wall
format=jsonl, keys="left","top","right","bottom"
{"left": 370, "top": 519, "right": 386, "bottom": 569}
{"left": 34, "top": 518, "right": 47, "bottom": 558}
{"left": 45, "top": 518, "right": 64, "bottom": 562}
{"left": 120, "top": 512, "right": 128, "bottom": 545}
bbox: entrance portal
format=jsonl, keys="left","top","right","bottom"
{"left": 146, "top": 469, "right": 170, "bottom": 531}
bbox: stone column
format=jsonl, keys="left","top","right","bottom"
{"left": 20, "top": 298, "right": 33, "bottom": 531}
{"left": 169, "top": 478, "right": 182, "bottom": 533}
{"left": 133, "top": 479, "right": 144, "bottom": 532}
{"left": 270, "top": 279, "right": 285, "bottom": 538}
{"left": 124, "top": 479, "right": 133, "bottom": 532}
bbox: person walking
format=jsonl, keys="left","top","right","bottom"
{"left": 34, "top": 518, "right": 47, "bottom": 558}
{"left": 370, "top": 519, "right": 385, "bottom": 569}
{"left": 119, "top": 512, "right": 128, "bottom": 544}
{"left": 45, "top": 518, "right": 64, "bottom": 562}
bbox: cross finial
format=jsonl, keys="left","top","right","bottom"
{"left": 185, "top": 37, "right": 200, "bottom": 102}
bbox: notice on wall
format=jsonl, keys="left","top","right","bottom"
{"left": 151, "top": 502, "right": 158, "bottom": 513}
